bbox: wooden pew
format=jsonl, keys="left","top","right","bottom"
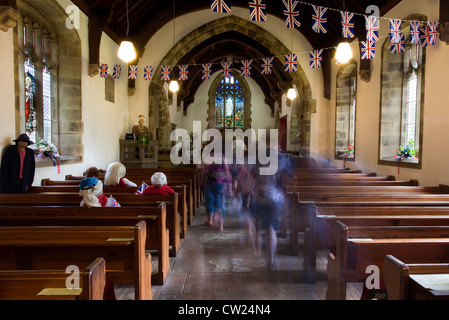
{"left": 0, "top": 257, "right": 106, "bottom": 300}
{"left": 0, "top": 192, "right": 182, "bottom": 257}
{"left": 31, "top": 183, "right": 191, "bottom": 238}
{"left": 0, "top": 205, "right": 169, "bottom": 285}
{"left": 302, "top": 204, "right": 449, "bottom": 283}
{"left": 383, "top": 255, "right": 449, "bottom": 300}
{"left": 326, "top": 222, "right": 449, "bottom": 300}
{"left": 0, "top": 221, "right": 152, "bottom": 300}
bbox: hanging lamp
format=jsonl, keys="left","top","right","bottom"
{"left": 287, "top": 88, "right": 297, "bottom": 100}
{"left": 335, "top": 42, "right": 353, "bottom": 64}
{"left": 118, "top": 0, "right": 136, "bottom": 63}
{"left": 169, "top": 0, "right": 179, "bottom": 93}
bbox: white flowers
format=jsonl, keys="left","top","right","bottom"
{"left": 36, "top": 139, "right": 59, "bottom": 154}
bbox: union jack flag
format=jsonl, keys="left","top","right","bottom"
{"left": 108, "top": 196, "right": 121, "bottom": 207}
{"left": 361, "top": 40, "right": 376, "bottom": 59}
{"left": 178, "top": 65, "right": 189, "bottom": 81}
{"left": 341, "top": 11, "right": 354, "bottom": 38}
{"left": 211, "top": 0, "right": 231, "bottom": 13}
{"left": 128, "top": 65, "right": 138, "bottom": 80}
{"left": 410, "top": 21, "right": 420, "bottom": 44}
{"left": 143, "top": 66, "right": 153, "bottom": 81}
{"left": 309, "top": 49, "right": 323, "bottom": 69}
{"left": 282, "top": 0, "right": 300, "bottom": 29}
{"left": 112, "top": 65, "right": 122, "bottom": 79}
{"left": 261, "top": 57, "right": 273, "bottom": 75}
{"left": 202, "top": 63, "right": 212, "bottom": 80}
{"left": 240, "top": 60, "right": 253, "bottom": 77}
{"left": 100, "top": 64, "right": 108, "bottom": 78}
{"left": 425, "top": 22, "right": 439, "bottom": 46}
{"left": 285, "top": 54, "right": 297, "bottom": 72}
{"left": 221, "top": 61, "right": 232, "bottom": 79}
{"left": 135, "top": 182, "right": 148, "bottom": 195}
{"left": 365, "top": 15, "right": 379, "bottom": 42}
{"left": 248, "top": 0, "right": 267, "bottom": 22}
{"left": 390, "top": 33, "right": 405, "bottom": 53}
{"left": 161, "top": 65, "right": 171, "bottom": 81}
{"left": 311, "top": 5, "right": 327, "bottom": 34}
{"left": 390, "top": 19, "right": 402, "bottom": 43}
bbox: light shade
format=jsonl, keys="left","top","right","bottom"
{"left": 287, "top": 88, "right": 297, "bottom": 100}
{"left": 335, "top": 42, "right": 353, "bottom": 64}
{"left": 118, "top": 41, "right": 136, "bottom": 63}
{"left": 169, "top": 80, "right": 179, "bottom": 93}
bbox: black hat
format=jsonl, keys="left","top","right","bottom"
{"left": 14, "top": 133, "right": 34, "bottom": 145}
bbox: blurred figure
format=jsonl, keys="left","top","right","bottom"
{"left": 79, "top": 177, "right": 103, "bottom": 207}
{"left": 141, "top": 172, "right": 175, "bottom": 195}
{"left": 104, "top": 162, "right": 137, "bottom": 187}
{"left": 201, "top": 152, "right": 232, "bottom": 232}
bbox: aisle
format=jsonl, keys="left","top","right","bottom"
{"left": 116, "top": 203, "right": 363, "bottom": 300}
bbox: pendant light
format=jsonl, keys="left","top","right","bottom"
{"left": 335, "top": 0, "right": 352, "bottom": 64}
{"left": 118, "top": 0, "right": 136, "bottom": 63}
{"left": 287, "top": 88, "right": 297, "bottom": 100}
{"left": 169, "top": 0, "right": 179, "bottom": 93}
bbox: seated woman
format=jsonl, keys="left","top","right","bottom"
{"left": 79, "top": 177, "right": 108, "bottom": 207}
{"left": 104, "top": 162, "right": 137, "bottom": 187}
{"left": 141, "top": 172, "right": 175, "bottom": 195}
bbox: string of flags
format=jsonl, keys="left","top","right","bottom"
{"left": 99, "top": 0, "right": 440, "bottom": 81}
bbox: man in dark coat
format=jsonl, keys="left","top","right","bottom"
{"left": 0, "top": 133, "right": 36, "bottom": 194}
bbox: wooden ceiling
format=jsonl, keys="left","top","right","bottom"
{"left": 71, "top": 0, "right": 402, "bottom": 107}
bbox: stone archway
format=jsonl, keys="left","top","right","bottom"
{"left": 147, "top": 14, "right": 315, "bottom": 151}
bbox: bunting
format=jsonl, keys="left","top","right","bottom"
{"left": 112, "top": 65, "right": 122, "bottom": 79}
{"left": 390, "top": 19, "right": 402, "bottom": 43}
{"left": 282, "top": 0, "right": 300, "bottom": 29}
{"left": 248, "top": 0, "right": 267, "bottom": 22}
{"left": 202, "top": 63, "right": 212, "bottom": 80}
{"left": 240, "top": 59, "right": 253, "bottom": 77}
{"left": 128, "top": 65, "right": 138, "bottom": 80}
{"left": 221, "top": 61, "right": 232, "bottom": 78}
{"left": 261, "top": 57, "right": 273, "bottom": 75}
{"left": 285, "top": 53, "right": 297, "bottom": 72}
{"left": 410, "top": 21, "right": 420, "bottom": 44}
{"left": 390, "top": 33, "right": 405, "bottom": 53}
{"left": 143, "top": 66, "right": 153, "bottom": 81}
{"left": 161, "top": 65, "right": 171, "bottom": 81}
{"left": 210, "top": 0, "right": 231, "bottom": 13}
{"left": 365, "top": 15, "right": 379, "bottom": 42}
{"left": 341, "top": 11, "right": 354, "bottom": 38}
{"left": 311, "top": 5, "right": 327, "bottom": 34}
{"left": 361, "top": 40, "right": 376, "bottom": 59}
{"left": 100, "top": 64, "right": 108, "bottom": 78}
{"left": 178, "top": 65, "right": 189, "bottom": 81}
{"left": 309, "top": 49, "right": 322, "bottom": 68}
{"left": 425, "top": 22, "right": 439, "bottom": 46}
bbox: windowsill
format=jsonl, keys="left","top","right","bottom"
{"left": 378, "top": 156, "right": 421, "bottom": 169}
{"left": 35, "top": 155, "right": 82, "bottom": 168}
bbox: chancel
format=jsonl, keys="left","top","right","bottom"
{"left": 1, "top": 0, "right": 449, "bottom": 305}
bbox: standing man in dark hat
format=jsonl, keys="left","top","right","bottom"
{"left": 0, "top": 133, "right": 36, "bottom": 194}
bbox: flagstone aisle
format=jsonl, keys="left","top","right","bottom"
{"left": 115, "top": 203, "right": 363, "bottom": 300}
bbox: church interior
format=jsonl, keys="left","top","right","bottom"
{"left": 1, "top": 0, "right": 449, "bottom": 303}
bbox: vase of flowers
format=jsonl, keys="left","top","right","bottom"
{"left": 343, "top": 142, "right": 354, "bottom": 168}
{"left": 35, "top": 138, "right": 61, "bottom": 174}
{"left": 395, "top": 139, "right": 417, "bottom": 173}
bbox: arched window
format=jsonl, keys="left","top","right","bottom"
{"left": 379, "top": 15, "right": 425, "bottom": 168}
{"left": 215, "top": 76, "right": 244, "bottom": 129}
{"left": 335, "top": 60, "right": 357, "bottom": 161}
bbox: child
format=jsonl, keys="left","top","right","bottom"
{"left": 141, "top": 172, "right": 175, "bottom": 195}
{"left": 104, "top": 162, "right": 137, "bottom": 187}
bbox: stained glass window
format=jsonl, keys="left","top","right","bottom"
{"left": 43, "top": 66, "right": 52, "bottom": 142}
{"left": 215, "top": 76, "right": 244, "bottom": 128}
{"left": 24, "top": 58, "right": 36, "bottom": 142}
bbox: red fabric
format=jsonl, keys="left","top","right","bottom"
{"left": 18, "top": 149, "right": 26, "bottom": 179}
{"left": 118, "top": 178, "right": 128, "bottom": 187}
{"left": 103, "top": 282, "right": 116, "bottom": 300}
{"left": 97, "top": 194, "right": 108, "bottom": 207}
{"left": 142, "top": 185, "right": 175, "bottom": 195}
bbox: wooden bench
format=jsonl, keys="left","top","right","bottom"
{"left": 383, "top": 255, "right": 449, "bottom": 300}
{"left": 32, "top": 183, "right": 191, "bottom": 238}
{"left": 0, "top": 257, "right": 106, "bottom": 300}
{"left": 327, "top": 222, "right": 449, "bottom": 300}
{"left": 302, "top": 204, "right": 449, "bottom": 283}
{"left": 0, "top": 192, "right": 182, "bottom": 257}
{"left": 0, "top": 221, "right": 152, "bottom": 299}
{"left": 0, "top": 205, "right": 169, "bottom": 285}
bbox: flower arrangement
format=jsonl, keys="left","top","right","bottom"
{"left": 344, "top": 142, "right": 355, "bottom": 157}
{"left": 398, "top": 139, "right": 417, "bottom": 159}
{"left": 35, "top": 138, "right": 61, "bottom": 173}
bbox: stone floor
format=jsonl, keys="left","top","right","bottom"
{"left": 115, "top": 203, "right": 363, "bottom": 300}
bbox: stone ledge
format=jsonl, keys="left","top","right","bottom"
{"left": 0, "top": 6, "right": 21, "bottom": 32}
{"left": 35, "top": 155, "right": 82, "bottom": 168}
